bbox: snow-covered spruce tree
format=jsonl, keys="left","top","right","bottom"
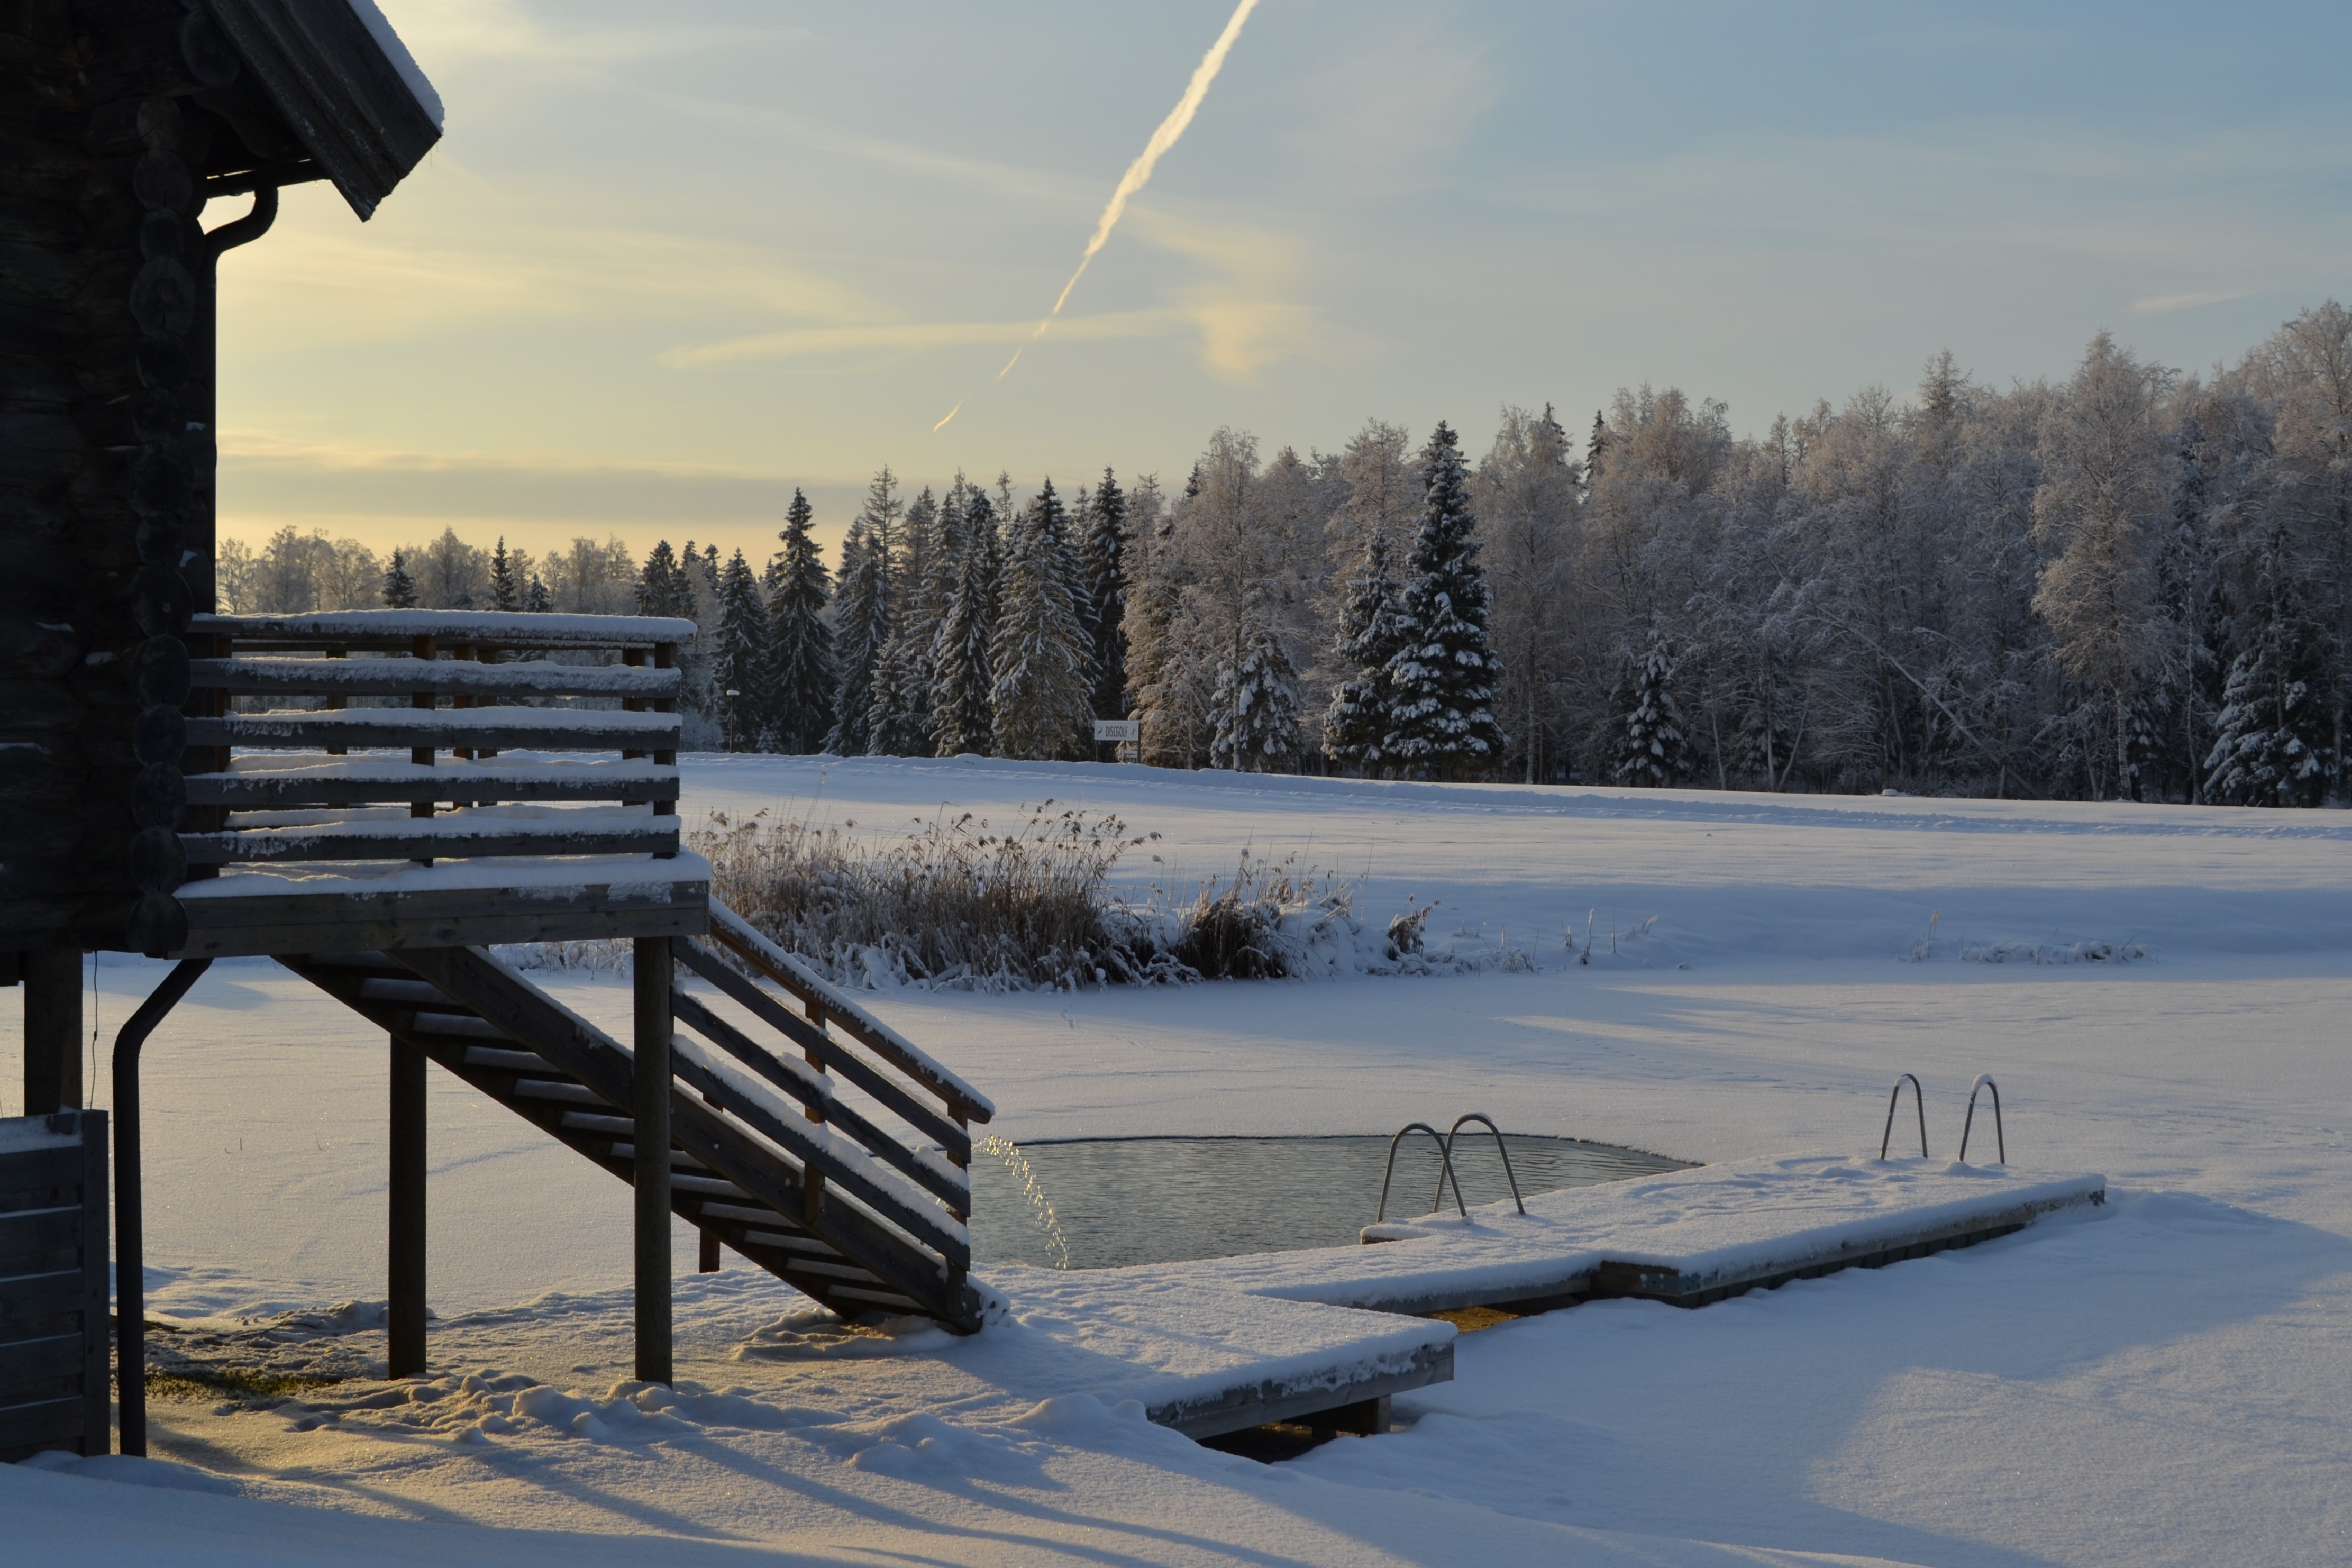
{"left": 1380, "top": 421, "right": 1508, "bottom": 778}
{"left": 765, "top": 488, "right": 834, "bottom": 753}
{"left": 1612, "top": 623, "right": 1690, "bottom": 787}
{"left": 2204, "top": 616, "right": 2331, "bottom": 806}
{"left": 524, "top": 575, "right": 551, "bottom": 613}
{"left": 1322, "top": 533, "right": 1403, "bottom": 772}
{"left": 635, "top": 540, "right": 694, "bottom": 619}
{"left": 2205, "top": 516, "right": 2333, "bottom": 806}
{"left": 711, "top": 548, "right": 770, "bottom": 750}
{"left": 989, "top": 480, "right": 1093, "bottom": 760}
{"left": 1082, "top": 467, "right": 1129, "bottom": 720}
{"left": 382, "top": 549, "right": 417, "bottom": 608}
{"left": 488, "top": 536, "right": 520, "bottom": 612}
{"left": 865, "top": 635, "right": 933, "bottom": 756}
{"left": 827, "top": 520, "right": 888, "bottom": 755}
{"left": 931, "top": 488, "right": 1001, "bottom": 755}
{"left": 1210, "top": 608, "right": 1300, "bottom": 772}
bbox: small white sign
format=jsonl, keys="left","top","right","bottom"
{"left": 1092, "top": 718, "right": 1142, "bottom": 743}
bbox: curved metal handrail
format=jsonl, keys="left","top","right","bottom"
{"left": 1377, "top": 1121, "right": 1468, "bottom": 1222}
{"left": 1443, "top": 1113, "right": 1526, "bottom": 1215}
{"left": 1958, "top": 1074, "right": 2005, "bottom": 1164}
{"left": 1880, "top": 1072, "right": 1929, "bottom": 1160}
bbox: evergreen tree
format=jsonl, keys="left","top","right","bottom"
{"left": 865, "top": 486, "right": 940, "bottom": 755}
{"left": 989, "top": 480, "right": 1093, "bottom": 760}
{"left": 2206, "top": 531, "right": 2332, "bottom": 805}
{"left": 635, "top": 540, "right": 694, "bottom": 619}
{"left": 827, "top": 521, "right": 888, "bottom": 754}
{"left": 1323, "top": 533, "right": 1405, "bottom": 772}
{"left": 2204, "top": 624, "right": 2330, "bottom": 806}
{"left": 382, "top": 549, "right": 417, "bottom": 609}
{"left": 1381, "top": 421, "right": 1508, "bottom": 777}
{"left": 489, "top": 536, "right": 519, "bottom": 612}
{"left": 1081, "top": 467, "right": 1129, "bottom": 719}
{"left": 932, "top": 489, "right": 1001, "bottom": 755}
{"left": 712, "top": 548, "right": 770, "bottom": 750}
{"left": 524, "top": 575, "right": 552, "bottom": 613}
{"left": 1584, "top": 409, "right": 1609, "bottom": 493}
{"left": 1612, "top": 624, "right": 1690, "bottom": 787}
{"left": 766, "top": 488, "right": 834, "bottom": 753}
{"left": 1210, "top": 609, "right": 1300, "bottom": 772}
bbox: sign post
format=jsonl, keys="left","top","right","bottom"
{"left": 1092, "top": 717, "right": 1142, "bottom": 763}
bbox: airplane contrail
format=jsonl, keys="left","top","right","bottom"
{"left": 935, "top": 0, "right": 1259, "bottom": 431}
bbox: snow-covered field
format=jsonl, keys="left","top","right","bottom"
{"left": 8, "top": 755, "right": 2352, "bottom": 1566}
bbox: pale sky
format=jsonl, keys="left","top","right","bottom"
{"left": 217, "top": 0, "right": 2352, "bottom": 569}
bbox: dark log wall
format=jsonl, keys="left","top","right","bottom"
{"left": 1, "top": 1, "right": 244, "bottom": 954}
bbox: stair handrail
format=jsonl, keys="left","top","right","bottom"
{"left": 1443, "top": 1112, "right": 1526, "bottom": 1215}
{"left": 1377, "top": 1122, "right": 1469, "bottom": 1223}
{"left": 1958, "top": 1074, "right": 2005, "bottom": 1164}
{"left": 1880, "top": 1072, "right": 1929, "bottom": 1160}
{"left": 707, "top": 899, "right": 994, "bottom": 1125}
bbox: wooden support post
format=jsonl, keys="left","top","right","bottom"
{"left": 409, "top": 634, "right": 437, "bottom": 865}
{"left": 651, "top": 642, "right": 677, "bottom": 855}
{"left": 22, "top": 950, "right": 81, "bottom": 1115}
{"left": 324, "top": 646, "right": 347, "bottom": 755}
{"left": 388, "top": 1034, "right": 427, "bottom": 1378}
{"left": 633, "top": 936, "right": 673, "bottom": 1385}
{"left": 698, "top": 1228, "right": 720, "bottom": 1273}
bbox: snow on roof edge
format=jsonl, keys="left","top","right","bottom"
{"left": 343, "top": 0, "right": 444, "bottom": 128}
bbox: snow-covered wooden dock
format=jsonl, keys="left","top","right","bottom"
{"left": 958, "top": 1154, "right": 2104, "bottom": 1438}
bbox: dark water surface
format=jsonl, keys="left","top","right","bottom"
{"left": 968, "top": 1134, "right": 1695, "bottom": 1270}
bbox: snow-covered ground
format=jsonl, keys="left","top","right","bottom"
{"left": 8, "top": 755, "right": 2352, "bottom": 1565}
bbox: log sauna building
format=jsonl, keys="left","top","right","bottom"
{"left": 2, "top": 2, "right": 991, "bottom": 1464}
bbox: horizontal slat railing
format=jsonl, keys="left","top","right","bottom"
{"left": 185, "top": 761, "right": 678, "bottom": 807}
{"left": 187, "top": 709, "right": 682, "bottom": 753}
{"left": 180, "top": 819, "right": 679, "bottom": 865}
{"left": 193, "top": 658, "right": 683, "bottom": 699}
{"left": 175, "top": 609, "right": 695, "bottom": 881}
{"left": 192, "top": 610, "right": 692, "bottom": 652}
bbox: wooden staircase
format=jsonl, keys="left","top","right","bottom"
{"left": 278, "top": 906, "right": 992, "bottom": 1331}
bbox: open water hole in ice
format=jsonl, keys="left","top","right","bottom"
{"left": 967, "top": 1134, "right": 1695, "bottom": 1270}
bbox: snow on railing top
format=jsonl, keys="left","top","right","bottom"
{"left": 192, "top": 609, "right": 699, "bottom": 650}
{"left": 708, "top": 899, "right": 996, "bottom": 1123}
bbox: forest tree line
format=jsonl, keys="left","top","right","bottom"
{"left": 223, "top": 302, "right": 2352, "bottom": 803}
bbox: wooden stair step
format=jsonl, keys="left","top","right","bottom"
{"left": 418, "top": 1013, "right": 509, "bottom": 1040}
{"left": 358, "top": 978, "right": 450, "bottom": 1006}
{"left": 460, "top": 1045, "right": 547, "bottom": 1072}
{"left": 514, "top": 1080, "right": 608, "bottom": 1106}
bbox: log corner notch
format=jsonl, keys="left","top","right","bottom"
{"left": 0, "top": 1, "right": 440, "bottom": 959}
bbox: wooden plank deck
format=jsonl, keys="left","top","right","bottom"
{"left": 956, "top": 1153, "right": 2104, "bottom": 1442}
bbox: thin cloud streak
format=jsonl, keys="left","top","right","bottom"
{"left": 669, "top": 309, "right": 1183, "bottom": 368}
{"left": 993, "top": 0, "right": 1261, "bottom": 379}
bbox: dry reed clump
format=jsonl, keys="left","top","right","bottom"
{"left": 694, "top": 802, "right": 1156, "bottom": 990}
{"left": 693, "top": 806, "right": 1382, "bottom": 990}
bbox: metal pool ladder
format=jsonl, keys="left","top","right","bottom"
{"left": 1375, "top": 1113, "right": 1527, "bottom": 1222}
{"left": 1880, "top": 1073, "right": 1929, "bottom": 1159}
{"left": 1958, "top": 1074, "right": 2005, "bottom": 1164}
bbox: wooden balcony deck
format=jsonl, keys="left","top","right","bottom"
{"left": 161, "top": 609, "right": 710, "bottom": 958}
